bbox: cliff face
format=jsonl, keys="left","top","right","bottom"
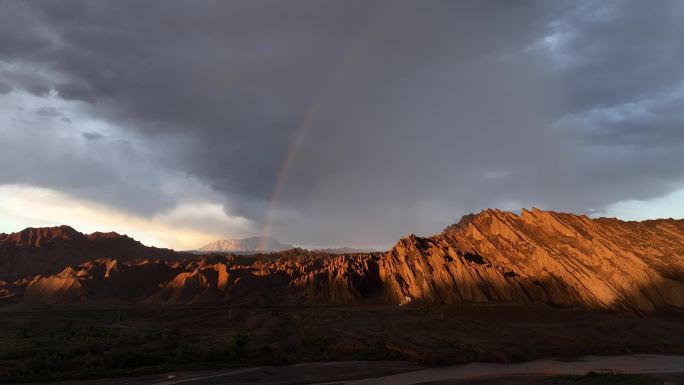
{"left": 380, "top": 208, "right": 684, "bottom": 311}
{"left": 2, "top": 210, "right": 684, "bottom": 312}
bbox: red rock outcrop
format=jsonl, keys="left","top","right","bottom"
{"left": 22, "top": 272, "right": 82, "bottom": 304}
{"left": 6, "top": 253, "right": 382, "bottom": 305}
{"left": 0, "top": 226, "right": 179, "bottom": 281}
{"left": 380, "top": 209, "right": 684, "bottom": 311}
{"left": 2, "top": 210, "right": 684, "bottom": 312}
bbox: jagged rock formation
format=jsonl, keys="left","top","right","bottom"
{"left": 0, "top": 279, "right": 15, "bottom": 300}
{"left": 2, "top": 210, "right": 684, "bottom": 312}
{"left": 381, "top": 208, "right": 684, "bottom": 312}
{"left": 0, "top": 226, "right": 179, "bottom": 281}
{"left": 198, "top": 237, "right": 294, "bottom": 253}
{"left": 312, "top": 247, "right": 379, "bottom": 254}
{"left": 4, "top": 253, "right": 382, "bottom": 305}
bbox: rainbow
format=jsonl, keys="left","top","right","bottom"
{"left": 257, "top": 4, "right": 395, "bottom": 250}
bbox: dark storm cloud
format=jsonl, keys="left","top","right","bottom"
{"left": 0, "top": 121, "right": 192, "bottom": 216}
{"left": 0, "top": 80, "right": 12, "bottom": 94}
{"left": 82, "top": 132, "right": 105, "bottom": 140}
{"left": 0, "top": 0, "right": 682, "bottom": 247}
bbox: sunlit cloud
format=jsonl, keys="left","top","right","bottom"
{"left": 0, "top": 184, "right": 254, "bottom": 250}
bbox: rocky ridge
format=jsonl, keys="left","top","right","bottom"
{"left": 381, "top": 208, "right": 684, "bottom": 311}
{"left": 1, "top": 209, "right": 684, "bottom": 312}
{"left": 0, "top": 226, "right": 178, "bottom": 281}
{"left": 6, "top": 253, "right": 382, "bottom": 305}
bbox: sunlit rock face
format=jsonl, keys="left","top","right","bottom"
{"left": 380, "top": 209, "right": 684, "bottom": 312}
{"left": 2, "top": 210, "right": 684, "bottom": 312}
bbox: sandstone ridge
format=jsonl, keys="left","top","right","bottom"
{"left": 381, "top": 208, "right": 684, "bottom": 311}
{"left": 2, "top": 209, "right": 683, "bottom": 312}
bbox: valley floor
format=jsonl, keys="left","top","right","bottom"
{"left": 26, "top": 359, "right": 684, "bottom": 385}
{"left": 1, "top": 304, "right": 683, "bottom": 383}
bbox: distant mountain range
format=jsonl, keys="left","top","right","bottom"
{"left": 197, "top": 237, "right": 377, "bottom": 254}
{"left": 197, "top": 237, "right": 294, "bottom": 253}
{"left": 311, "top": 246, "right": 379, "bottom": 254}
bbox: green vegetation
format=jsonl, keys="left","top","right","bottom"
{"left": 1, "top": 325, "right": 231, "bottom": 382}
{"left": 1, "top": 305, "right": 683, "bottom": 383}
{"left": 0, "top": 307, "right": 401, "bottom": 383}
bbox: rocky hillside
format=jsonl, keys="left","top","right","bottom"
{"left": 0, "top": 226, "right": 178, "bottom": 281}
{"left": 2, "top": 209, "right": 684, "bottom": 312}
{"left": 381, "top": 208, "right": 684, "bottom": 311}
{"left": 11, "top": 253, "right": 382, "bottom": 305}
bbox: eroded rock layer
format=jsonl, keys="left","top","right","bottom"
{"left": 381, "top": 209, "right": 684, "bottom": 311}
{"left": 4, "top": 253, "right": 382, "bottom": 306}
{"left": 2, "top": 209, "right": 684, "bottom": 312}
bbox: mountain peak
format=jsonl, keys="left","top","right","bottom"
{"left": 0, "top": 225, "right": 178, "bottom": 281}
{"left": 7, "top": 225, "right": 87, "bottom": 247}
{"left": 198, "top": 236, "right": 294, "bottom": 253}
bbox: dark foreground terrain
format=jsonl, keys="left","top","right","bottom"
{"left": 423, "top": 372, "right": 684, "bottom": 385}
{"left": 24, "top": 364, "right": 684, "bottom": 385}
{"left": 1, "top": 304, "right": 684, "bottom": 383}
{"left": 2, "top": 210, "right": 684, "bottom": 383}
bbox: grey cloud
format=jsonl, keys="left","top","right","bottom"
{"left": 0, "top": 124, "right": 177, "bottom": 216}
{"left": 82, "top": 132, "right": 105, "bottom": 140}
{"left": 0, "top": 0, "right": 682, "bottom": 247}
{"left": 0, "top": 69, "right": 52, "bottom": 97}
{"left": 555, "top": 84, "right": 684, "bottom": 148}
{"left": 0, "top": 80, "right": 12, "bottom": 94}
{"left": 35, "top": 106, "right": 62, "bottom": 118}
{"left": 544, "top": 1, "right": 684, "bottom": 113}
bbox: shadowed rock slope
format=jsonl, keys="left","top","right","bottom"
{"left": 0, "top": 226, "right": 178, "bottom": 281}
{"left": 2, "top": 209, "right": 684, "bottom": 312}
{"left": 10, "top": 253, "right": 382, "bottom": 305}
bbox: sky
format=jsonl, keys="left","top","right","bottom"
{"left": 0, "top": 0, "right": 683, "bottom": 250}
